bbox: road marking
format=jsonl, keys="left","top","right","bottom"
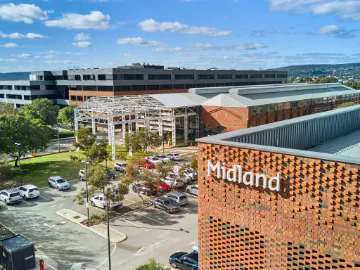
{"left": 39, "top": 195, "right": 51, "bottom": 201}
{"left": 43, "top": 223, "right": 53, "bottom": 229}
{"left": 94, "top": 243, "right": 117, "bottom": 270}
{"left": 21, "top": 200, "right": 31, "bottom": 206}
{"left": 124, "top": 198, "right": 137, "bottom": 203}
{"left": 135, "top": 238, "right": 169, "bottom": 256}
{"left": 120, "top": 218, "right": 149, "bottom": 231}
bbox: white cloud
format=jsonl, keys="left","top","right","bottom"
{"left": 311, "top": 25, "right": 356, "bottom": 39}
{"left": 316, "top": 25, "right": 341, "bottom": 34}
{"left": 73, "top": 41, "right": 92, "bottom": 48}
{"left": 74, "top": 33, "right": 90, "bottom": 41}
{"left": 34, "top": 56, "right": 41, "bottom": 59}
{"left": 44, "top": 55, "right": 56, "bottom": 59}
{"left": 38, "top": 50, "right": 60, "bottom": 55}
{"left": 0, "top": 32, "right": 48, "bottom": 39}
{"left": 192, "top": 43, "right": 268, "bottom": 50}
{"left": 0, "top": 58, "right": 17, "bottom": 62}
{"left": 0, "top": 3, "right": 48, "bottom": 24}
{"left": 138, "top": 19, "right": 231, "bottom": 36}
{"left": 123, "top": 53, "right": 132, "bottom": 57}
{"left": 0, "top": 42, "right": 17, "bottom": 48}
{"left": 17, "top": 53, "right": 32, "bottom": 58}
{"left": 270, "top": 0, "right": 360, "bottom": 20}
{"left": 117, "top": 37, "right": 161, "bottom": 46}
{"left": 151, "top": 47, "right": 183, "bottom": 52}
{"left": 45, "top": 11, "right": 110, "bottom": 29}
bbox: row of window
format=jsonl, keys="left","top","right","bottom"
{"left": 0, "top": 94, "right": 57, "bottom": 100}
{"left": 0, "top": 85, "right": 56, "bottom": 91}
{"left": 68, "top": 81, "right": 282, "bottom": 92}
{"left": 66, "top": 73, "right": 288, "bottom": 81}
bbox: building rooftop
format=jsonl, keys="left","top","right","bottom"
{"left": 197, "top": 104, "right": 360, "bottom": 165}
{"left": 149, "top": 93, "right": 207, "bottom": 108}
{"left": 191, "top": 83, "right": 360, "bottom": 108}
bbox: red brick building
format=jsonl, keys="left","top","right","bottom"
{"left": 197, "top": 105, "right": 360, "bottom": 269}
{"left": 191, "top": 83, "right": 360, "bottom": 135}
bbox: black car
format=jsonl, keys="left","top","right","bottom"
{"left": 169, "top": 251, "right": 198, "bottom": 269}
{"left": 132, "top": 183, "right": 157, "bottom": 196}
{"left": 106, "top": 170, "right": 116, "bottom": 180}
{"left": 151, "top": 196, "right": 180, "bottom": 213}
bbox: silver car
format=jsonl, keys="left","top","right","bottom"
{"left": 90, "top": 194, "right": 122, "bottom": 209}
{"left": 48, "top": 176, "right": 71, "bottom": 190}
{"left": 18, "top": 184, "right": 40, "bottom": 200}
{"left": 164, "top": 192, "right": 188, "bottom": 206}
{"left": 0, "top": 189, "right": 22, "bottom": 204}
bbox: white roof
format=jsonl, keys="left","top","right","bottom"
{"left": 201, "top": 94, "right": 247, "bottom": 108}
{"left": 148, "top": 93, "right": 207, "bottom": 108}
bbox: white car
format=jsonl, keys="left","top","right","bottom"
{"left": 0, "top": 189, "right": 22, "bottom": 204}
{"left": 90, "top": 194, "right": 123, "bottom": 209}
{"left": 114, "top": 162, "right": 127, "bottom": 172}
{"left": 154, "top": 154, "right": 170, "bottom": 163}
{"left": 167, "top": 152, "right": 181, "bottom": 161}
{"left": 145, "top": 156, "right": 163, "bottom": 165}
{"left": 173, "top": 166, "right": 196, "bottom": 180}
{"left": 18, "top": 184, "right": 40, "bottom": 200}
{"left": 163, "top": 177, "right": 184, "bottom": 189}
{"left": 168, "top": 172, "right": 191, "bottom": 184}
{"left": 186, "top": 185, "right": 198, "bottom": 196}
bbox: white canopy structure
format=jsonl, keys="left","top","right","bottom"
{"left": 74, "top": 94, "right": 202, "bottom": 160}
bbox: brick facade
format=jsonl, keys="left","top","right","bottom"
{"left": 198, "top": 142, "right": 360, "bottom": 269}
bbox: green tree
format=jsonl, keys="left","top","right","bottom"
{"left": 71, "top": 128, "right": 109, "bottom": 164}
{"left": 22, "top": 98, "right": 60, "bottom": 126}
{"left": 190, "top": 154, "right": 198, "bottom": 171}
{"left": 0, "top": 103, "right": 18, "bottom": 115}
{"left": 58, "top": 105, "right": 77, "bottom": 129}
{"left": 345, "top": 80, "right": 360, "bottom": 90}
{"left": 135, "top": 258, "right": 168, "bottom": 270}
{"left": 336, "top": 102, "right": 356, "bottom": 109}
{"left": 156, "top": 161, "right": 175, "bottom": 179}
{"left": 125, "top": 127, "right": 162, "bottom": 154}
{"left": 0, "top": 114, "right": 52, "bottom": 166}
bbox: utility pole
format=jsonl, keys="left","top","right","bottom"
{"left": 15, "top": 143, "right": 22, "bottom": 186}
{"left": 82, "top": 161, "right": 90, "bottom": 223}
{"left": 57, "top": 118, "right": 60, "bottom": 153}
{"left": 106, "top": 201, "right": 111, "bottom": 270}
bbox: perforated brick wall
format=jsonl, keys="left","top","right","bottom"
{"left": 198, "top": 142, "right": 360, "bottom": 270}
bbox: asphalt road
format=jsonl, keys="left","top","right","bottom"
{"left": 0, "top": 179, "right": 198, "bottom": 270}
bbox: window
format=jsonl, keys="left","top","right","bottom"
{"left": 6, "top": 94, "right": 22, "bottom": 99}
{"left": 175, "top": 74, "right": 194, "bottom": 80}
{"left": 113, "top": 74, "right": 144, "bottom": 80}
{"left": 83, "top": 86, "right": 97, "bottom": 91}
{"left": 264, "top": 74, "right": 276, "bottom": 78}
{"left": 250, "top": 74, "right": 263, "bottom": 79}
{"left": 0, "top": 94, "right": 4, "bottom": 98}
{"left": 277, "top": 103, "right": 284, "bottom": 110}
{"left": 114, "top": 86, "right": 131, "bottom": 91}
{"left": 69, "top": 85, "right": 83, "bottom": 90}
{"left": 98, "top": 86, "right": 113, "bottom": 91}
{"left": 83, "top": 74, "right": 95, "bottom": 81}
{"left": 146, "top": 85, "right": 159, "bottom": 90}
{"left": 217, "top": 74, "right": 232, "bottom": 79}
{"left": 173, "top": 84, "right": 184, "bottom": 89}
{"left": 235, "top": 74, "right": 249, "bottom": 79}
{"left": 148, "top": 74, "right": 171, "bottom": 80}
{"left": 258, "top": 105, "right": 266, "bottom": 113}
{"left": 159, "top": 84, "right": 172, "bottom": 90}
{"left": 291, "top": 101, "right": 299, "bottom": 108}
{"left": 198, "top": 74, "right": 215, "bottom": 80}
{"left": 267, "top": 104, "right": 276, "bottom": 112}
{"left": 284, "top": 102, "right": 291, "bottom": 109}
{"left": 251, "top": 107, "right": 257, "bottom": 114}
{"left": 185, "top": 84, "right": 195, "bottom": 88}
{"left": 131, "top": 85, "right": 145, "bottom": 91}
{"left": 277, "top": 74, "right": 288, "bottom": 78}
{"left": 98, "top": 74, "right": 106, "bottom": 80}
{"left": 75, "top": 75, "right": 81, "bottom": 81}
{"left": 45, "top": 85, "right": 56, "bottom": 90}
{"left": 77, "top": 96, "right": 82, "bottom": 101}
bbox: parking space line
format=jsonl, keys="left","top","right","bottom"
{"left": 120, "top": 218, "right": 149, "bottom": 232}
{"left": 22, "top": 200, "right": 31, "bottom": 206}
{"left": 39, "top": 195, "right": 51, "bottom": 201}
{"left": 94, "top": 243, "right": 116, "bottom": 270}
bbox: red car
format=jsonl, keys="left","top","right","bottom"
{"left": 156, "top": 181, "right": 171, "bottom": 193}
{"left": 140, "top": 159, "right": 155, "bottom": 169}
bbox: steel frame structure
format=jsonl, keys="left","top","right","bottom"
{"left": 74, "top": 95, "right": 200, "bottom": 160}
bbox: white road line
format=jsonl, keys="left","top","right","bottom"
{"left": 94, "top": 243, "right": 117, "bottom": 270}
{"left": 22, "top": 200, "right": 31, "bottom": 206}
{"left": 120, "top": 218, "right": 149, "bottom": 231}
{"left": 45, "top": 263, "right": 57, "bottom": 270}
{"left": 39, "top": 195, "right": 51, "bottom": 201}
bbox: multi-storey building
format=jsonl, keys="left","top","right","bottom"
{"left": 0, "top": 64, "right": 288, "bottom": 107}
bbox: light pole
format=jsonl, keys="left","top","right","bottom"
{"left": 106, "top": 200, "right": 111, "bottom": 270}
{"left": 82, "top": 161, "right": 90, "bottom": 223}
{"left": 15, "top": 143, "right": 22, "bottom": 186}
{"left": 56, "top": 118, "right": 60, "bottom": 153}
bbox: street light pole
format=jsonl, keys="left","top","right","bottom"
{"left": 106, "top": 201, "right": 111, "bottom": 270}
{"left": 85, "top": 162, "right": 90, "bottom": 223}
{"left": 56, "top": 118, "right": 60, "bottom": 153}
{"left": 15, "top": 143, "right": 22, "bottom": 186}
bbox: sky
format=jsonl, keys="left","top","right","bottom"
{"left": 1, "top": 0, "right": 360, "bottom": 72}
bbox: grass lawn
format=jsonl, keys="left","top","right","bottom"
{"left": 3, "top": 152, "right": 83, "bottom": 189}
{"left": 105, "top": 145, "right": 154, "bottom": 169}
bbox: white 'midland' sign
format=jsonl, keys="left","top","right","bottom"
{"left": 207, "top": 160, "right": 280, "bottom": 192}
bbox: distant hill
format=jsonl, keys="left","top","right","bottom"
{"left": 0, "top": 72, "right": 30, "bottom": 81}
{"left": 271, "top": 63, "right": 360, "bottom": 78}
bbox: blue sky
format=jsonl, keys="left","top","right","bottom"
{"left": 1, "top": 0, "right": 360, "bottom": 72}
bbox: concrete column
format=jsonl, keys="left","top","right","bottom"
{"left": 184, "top": 115, "right": 188, "bottom": 144}
{"left": 128, "top": 122, "right": 133, "bottom": 156}
{"left": 172, "top": 118, "right": 176, "bottom": 146}
{"left": 122, "top": 115, "right": 126, "bottom": 140}
{"left": 158, "top": 120, "right": 163, "bottom": 137}
{"left": 91, "top": 119, "right": 96, "bottom": 135}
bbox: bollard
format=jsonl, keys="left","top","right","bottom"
{"left": 39, "top": 259, "right": 44, "bottom": 270}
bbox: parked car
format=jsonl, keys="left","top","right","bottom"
{"left": 172, "top": 166, "right": 197, "bottom": 181}
{"left": 151, "top": 196, "right": 180, "bottom": 213}
{"left": 186, "top": 185, "right": 198, "bottom": 196}
{"left": 164, "top": 192, "right": 188, "bottom": 206}
{"left": 90, "top": 193, "right": 122, "bottom": 209}
{"left": 155, "top": 154, "right": 170, "bottom": 163}
{"left": 48, "top": 176, "right": 71, "bottom": 190}
{"left": 18, "top": 184, "right": 40, "bottom": 200}
{"left": 132, "top": 183, "right": 157, "bottom": 196}
{"left": 169, "top": 251, "right": 198, "bottom": 269}
{"left": 168, "top": 172, "right": 192, "bottom": 184}
{"left": 145, "top": 156, "right": 163, "bottom": 165}
{"left": 0, "top": 189, "right": 22, "bottom": 205}
{"left": 114, "top": 162, "right": 126, "bottom": 172}
{"left": 140, "top": 159, "right": 155, "bottom": 169}
{"left": 192, "top": 243, "right": 199, "bottom": 253}
{"left": 106, "top": 170, "right": 116, "bottom": 180}
{"left": 167, "top": 152, "right": 181, "bottom": 161}
{"left": 156, "top": 181, "right": 171, "bottom": 193}
{"left": 163, "top": 177, "right": 184, "bottom": 189}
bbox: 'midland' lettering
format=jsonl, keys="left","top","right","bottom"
{"left": 207, "top": 160, "right": 281, "bottom": 192}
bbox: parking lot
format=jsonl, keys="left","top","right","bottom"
{"left": 0, "top": 176, "right": 198, "bottom": 269}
